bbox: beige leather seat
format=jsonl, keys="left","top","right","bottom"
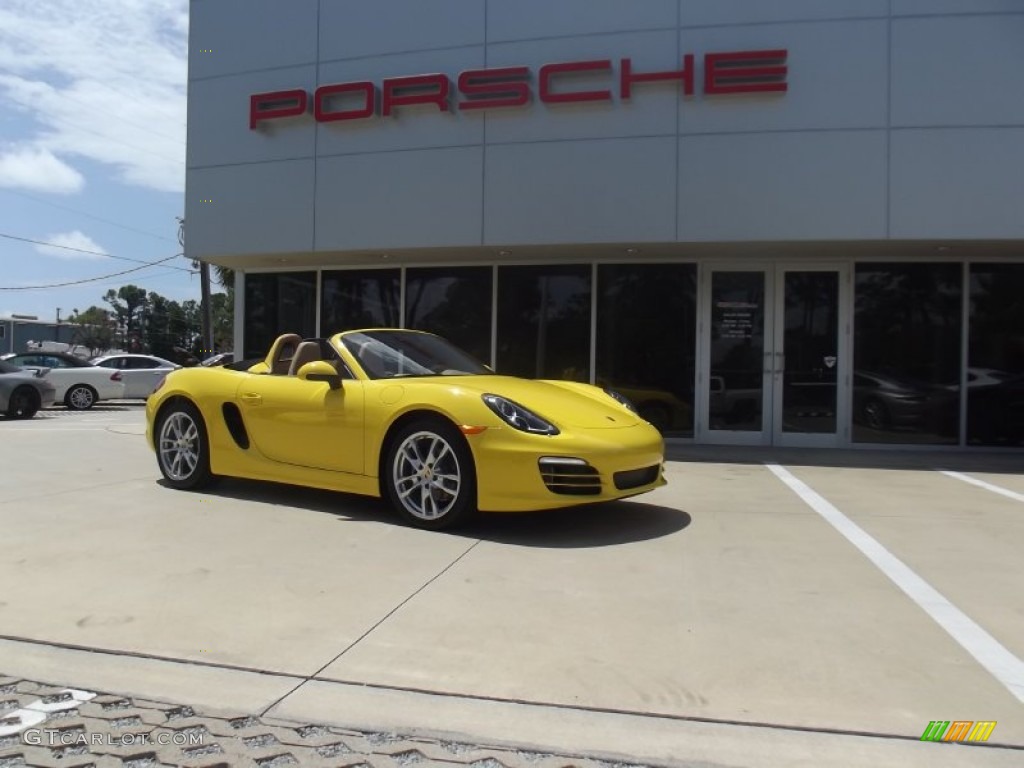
{"left": 288, "top": 341, "right": 322, "bottom": 376}
{"left": 264, "top": 333, "right": 302, "bottom": 375}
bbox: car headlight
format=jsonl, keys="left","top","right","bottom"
{"left": 604, "top": 388, "right": 637, "bottom": 413}
{"left": 482, "top": 394, "right": 559, "bottom": 435}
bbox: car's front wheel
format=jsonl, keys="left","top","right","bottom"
{"left": 65, "top": 384, "right": 96, "bottom": 410}
{"left": 6, "top": 386, "right": 40, "bottom": 419}
{"left": 385, "top": 419, "right": 476, "bottom": 530}
{"left": 156, "top": 401, "right": 214, "bottom": 490}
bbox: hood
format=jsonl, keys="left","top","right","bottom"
{"left": 443, "top": 375, "right": 641, "bottom": 429}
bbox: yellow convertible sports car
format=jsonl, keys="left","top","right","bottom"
{"left": 146, "top": 330, "right": 666, "bottom": 529}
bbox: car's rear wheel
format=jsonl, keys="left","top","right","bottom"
{"left": 6, "top": 386, "right": 40, "bottom": 419}
{"left": 156, "top": 401, "right": 214, "bottom": 490}
{"left": 861, "top": 397, "right": 890, "bottom": 430}
{"left": 385, "top": 419, "right": 476, "bottom": 530}
{"left": 65, "top": 384, "right": 96, "bottom": 410}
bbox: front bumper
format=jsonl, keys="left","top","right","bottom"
{"left": 469, "top": 422, "right": 666, "bottom": 512}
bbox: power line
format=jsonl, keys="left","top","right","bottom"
{"left": 0, "top": 255, "right": 181, "bottom": 290}
{"left": 0, "top": 188, "right": 175, "bottom": 242}
{"left": 0, "top": 232, "right": 194, "bottom": 273}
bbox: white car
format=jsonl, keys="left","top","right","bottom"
{"left": 0, "top": 352, "right": 125, "bottom": 410}
{"left": 90, "top": 354, "right": 180, "bottom": 398}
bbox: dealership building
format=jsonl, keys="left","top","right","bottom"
{"left": 185, "top": 0, "right": 1024, "bottom": 448}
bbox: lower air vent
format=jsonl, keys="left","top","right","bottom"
{"left": 222, "top": 402, "right": 250, "bottom": 449}
{"left": 539, "top": 457, "right": 601, "bottom": 496}
{"left": 613, "top": 465, "right": 660, "bottom": 491}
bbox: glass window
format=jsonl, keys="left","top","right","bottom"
{"left": 496, "top": 265, "right": 591, "bottom": 380}
{"left": 853, "top": 263, "right": 961, "bottom": 444}
{"left": 405, "top": 267, "right": 492, "bottom": 363}
{"left": 321, "top": 269, "right": 400, "bottom": 336}
{"left": 243, "top": 272, "right": 317, "bottom": 359}
{"left": 597, "top": 264, "right": 696, "bottom": 436}
{"left": 967, "top": 263, "right": 1024, "bottom": 446}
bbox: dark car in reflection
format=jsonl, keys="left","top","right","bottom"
{"left": 852, "top": 371, "right": 958, "bottom": 435}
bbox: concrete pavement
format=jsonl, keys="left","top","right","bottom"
{"left": 1, "top": 405, "right": 1022, "bottom": 766}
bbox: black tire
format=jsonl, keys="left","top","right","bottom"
{"left": 861, "top": 397, "right": 890, "bottom": 430}
{"left": 155, "top": 401, "right": 215, "bottom": 490}
{"left": 384, "top": 418, "right": 476, "bottom": 530}
{"left": 6, "top": 386, "right": 40, "bottom": 419}
{"left": 65, "top": 384, "right": 97, "bottom": 410}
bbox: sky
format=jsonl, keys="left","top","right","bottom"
{"left": 0, "top": 0, "right": 198, "bottom": 323}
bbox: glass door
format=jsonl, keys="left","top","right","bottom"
{"left": 698, "top": 264, "right": 849, "bottom": 446}
{"left": 700, "top": 268, "right": 774, "bottom": 445}
{"left": 772, "top": 265, "right": 849, "bottom": 447}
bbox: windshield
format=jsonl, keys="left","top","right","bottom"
{"left": 0, "top": 360, "right": 25, "bottom": 374}
{"left": 341, "top": 331, "right": 490, "bottom": 380}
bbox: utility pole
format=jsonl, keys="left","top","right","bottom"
{"left": 56, "top": 308, "right": 61, "bottom": 341}
{"left": 179, "top": 217, "right": 214, "bottom": 358}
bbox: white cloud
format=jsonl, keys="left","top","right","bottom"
{"left": 0, "top": 0, "right": 187, "bottom": 194}
{"left": 33, "top": 230, "right": 108, "bottom": 260}
{"left": 0, "top": 145, "right": 84, "bottom": 194}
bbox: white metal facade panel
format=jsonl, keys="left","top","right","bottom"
{"left": 485, "top": 30, "right": 678, "bottom": 144}
{"left": 679, "top": 0, "right": 889, "bottom": 27}
{"left": 186, "top": 160, "right": 315, "bottom": 256}
{"left": 891, "top": 14, "right": 1024, "bottom": 127}
{"left": 315, "top": 147, "right": 484, "bottom": 251}
{"left": 890, "top": 127, "right": 1024, "bottom": 239}
{"left": 486, "top": 0, "right": 678, "bottom": 42}
{"left": 678, "top": 20, "right": 888, "bottom": 133}
{"left": 319, "top": 0, "right": 485, "bottom": 61}
{"left": 184, "top": 1, "right": 1024, "bottom": 259}
{"left": 483, "top": 137, "right": 677, "bottom": 245}
{"left": 315, "top": 48, "right": 486, "bottom": 157}
{"left": 187, "top": 66, "right": 317, "bottom": 169}
{"left": 893, "top": 0, "right": 1024, "bottom": 15}
{"left": 188, "top": 0, "right": 318, "bottom": 79}
{"left": 677, "top": 131, "right": 888, "bottom": 241}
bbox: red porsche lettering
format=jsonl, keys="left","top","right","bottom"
{"left": 249, "top": 50, "right": 787, "bottom": 129}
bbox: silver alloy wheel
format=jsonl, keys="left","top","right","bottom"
{"left": 159, "top": 411, "right": 200, "bottom": 482}
{"left": 68, "top": 386, "right": 94, "bottom": 410}
{"left": 392, "top": 430, "right": 462, "bottom": 521}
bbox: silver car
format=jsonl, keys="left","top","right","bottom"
{"left": 0, "top": 359, "right": 56, "bottom": 419}
{"left": 90, "top": 354, "right": 180, "bottom": 398}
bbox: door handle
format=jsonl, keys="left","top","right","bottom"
{"left": 240, "top": 393, "right": 263, "bottom": 405}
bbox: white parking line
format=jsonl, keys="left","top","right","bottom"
{"left": 0, "top": 689, "right": 96, "bottom": 736}
{"left": 940, "top": 470, "right": 1024, "bottom": 503}
{"left": 766, "top": 463, "right": 1024, "bottom": 705}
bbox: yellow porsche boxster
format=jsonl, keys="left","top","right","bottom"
{"left": 146, "top": 330, "right": 666, "bottom": 529}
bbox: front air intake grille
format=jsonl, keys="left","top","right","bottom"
{"left": 539, "top": 457, "right": 601, "bottom": 496}
{"left": 613, "top": 465, "right": 660, "bottom": 490}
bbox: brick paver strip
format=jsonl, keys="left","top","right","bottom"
{"left": 0, "top": 674, "right": 656, "bottom": 768}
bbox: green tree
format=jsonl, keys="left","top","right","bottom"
{"left": 69, "top": 306, "right": 116, "bottom": 356}
{"left": 210, "top": 290, "right": 234, "bottom": 353}
{"left": 103, "top": 285, "right": 148, "bottom": 350}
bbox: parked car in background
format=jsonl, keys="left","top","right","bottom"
{"left": 0, "top": 352, "right": 124, "bottom": 410}
{"left": 90, "top": 354, "right": 180, "bottom": 398}
{"left": 0, "top": 359, "right": 56, "bottom": 418}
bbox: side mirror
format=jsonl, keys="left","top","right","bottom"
{"left": 298, "top": 360, "right": 342, "bottom": 390}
